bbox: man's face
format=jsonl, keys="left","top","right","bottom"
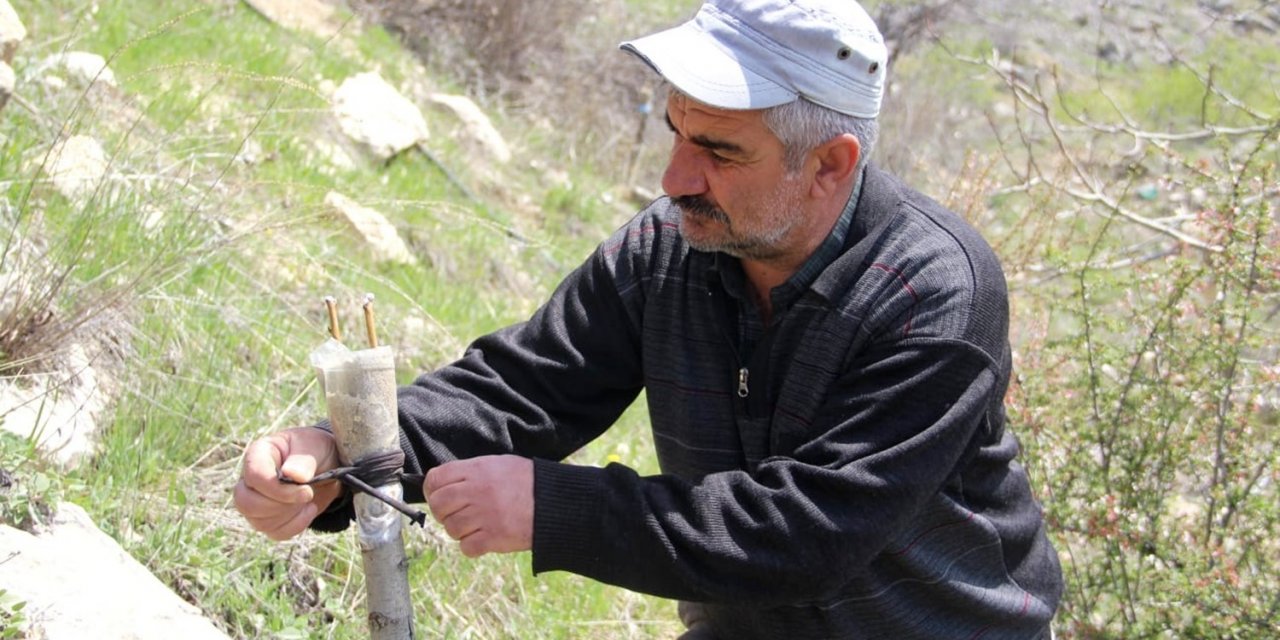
{"left": 661, "top": 93, "right": 808, "bottom": 261}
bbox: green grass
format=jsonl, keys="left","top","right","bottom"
{"left": 4, "top": 1, "right": 1277, "bottom": 638}
{"left": 4, "top": 0, "right": 677, "bottom": 638}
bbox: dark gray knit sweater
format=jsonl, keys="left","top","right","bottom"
{"left": 319, "top": 165, "right": 1064, "bottom": 638}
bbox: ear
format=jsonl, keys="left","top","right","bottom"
{"left": 807, "top": 133, "right": 861, "bottom": 200}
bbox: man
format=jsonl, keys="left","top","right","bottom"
{"left": 235, "top": 0, "right": 1064, "bottom": 637}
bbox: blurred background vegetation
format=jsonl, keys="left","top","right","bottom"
{"left": 0, "top": 0, "right": 1276, "bottom": 637}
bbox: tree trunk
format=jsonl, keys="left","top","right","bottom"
{"left": 312, "top": 340, "right": 415, "bottom": 639}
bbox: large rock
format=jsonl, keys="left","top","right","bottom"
{"left": 332, "top": 72, "right": 429, "bottom": 162}
{"left": 427, "top": 93, "right": 512, "bottom": 164}
{"left": 0, "top": 0, "right": 24, "bottom": 64}
{"left": 0, "top": 503, "right": 231, "bottom": 640}
{"left": 242, "top": 0, "right": 342, "bottom": 38}
{"left": 325, "top": 191, "right": 418, "bottom": 265}
{"left": 0, "top": 342, "right": 110, "bottom": 469}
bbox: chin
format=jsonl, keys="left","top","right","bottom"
{"left": 679, "top": 217, "right": 720, "bottom": 250}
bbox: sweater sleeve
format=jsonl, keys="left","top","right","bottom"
{"left": 393, "top": 238, "right": 647, "bottom": 493}
{"left": 310, "top": 213, "right": 654, "bottom": 531}
{"left": 530, "top": 336, "right": 1003, "bottom": 606}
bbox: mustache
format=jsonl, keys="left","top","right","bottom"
{"left": 672, "top": 195, "right": 730, "bottom": 224}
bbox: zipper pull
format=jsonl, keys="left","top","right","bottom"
{"left": 737, "top": 367, "right": 750, "bottom": 398}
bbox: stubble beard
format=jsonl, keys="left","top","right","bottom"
{"left": 673, "top": 178, "right": 805, "bottom": 261}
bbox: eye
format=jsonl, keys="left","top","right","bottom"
{"left": 706, "top": 151, "right": 735, "bottom": 166}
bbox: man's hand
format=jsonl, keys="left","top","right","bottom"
{"left": 234, "top": 426, "right": 343, "bottom": 541}
{"left": 425, "top": 455, "right": 534, "bottom": 558}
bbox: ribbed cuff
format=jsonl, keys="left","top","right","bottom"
{"left": 531, "top": 459, "right": 607, "bottom": 576}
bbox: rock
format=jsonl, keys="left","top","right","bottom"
{"left": 0, "top": 502, "right": 232, "bottom": 640}
{"left": 0, "top": 225, "right": 39, "bottom": 339}
{"left": 0, "top": 0, "right": 25, "bottom": 64}
{"left": 0, "top": 342, "right": 110, "bottom": 469}
{"left": 332, "top": 72, "right": 429, "bottom": 162}
{"left": 427, "top": 93, "right": 512, "bottom": 164}
{"left": 44, "top": 135, "right": 109, "bottom": 203}
{"left": 242, "top": 0, "right": 342, "bottom": 39}
{"left": 0, "top": 59, "right": 12, "bottom": 114}
{"left": 38, "top": 51, "right": 118, "bottom": 88}
{"left": 324, "top": 191, "right": 418, "bottom": 265}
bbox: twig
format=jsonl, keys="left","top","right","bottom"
{"left": 362, "top": 293, "right": 377, "bottom": 348}
{"left": 324, "top": 296, "right": 341, "bottom": 341}
{"left": 1154, "top": 28, "right": 1273, "bottom": 122}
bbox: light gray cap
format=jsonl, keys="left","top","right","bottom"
{"left": 621, "top": 0, "right": 888, "bottom": 118}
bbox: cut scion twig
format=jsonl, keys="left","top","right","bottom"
{"left": 363, "top": 293, "right": 378, "bottom": 348}
{"left": 324, "top": 295, "right": 342, "bottom": 342}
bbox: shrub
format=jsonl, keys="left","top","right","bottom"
{"left": 967, "top": 14, "right": 1280, "bottom": 636}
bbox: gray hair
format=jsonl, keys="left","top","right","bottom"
{"left": 762, "top": 97, "right": 879, "bottom": 174}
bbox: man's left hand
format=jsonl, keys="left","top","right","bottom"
{"left": 424, "top": 455, "right": 534, "bottom": 558}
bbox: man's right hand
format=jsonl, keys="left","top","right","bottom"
{"left": 234, "top": 426, "right": 343, "bottom": 540}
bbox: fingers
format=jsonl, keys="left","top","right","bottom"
{"left": 425, "top": 482, "right": 465, "bottom": 524}
{"left": 458, "top": 530, "right": 495, "bottom": 559}
{"left": 234, "top": 427, "right": 340, "bottom": 540}
{"left": 242, "top": 436, "right": 313, "bottom": 505}
{"left": 279, "top": 452, "right": 319, "bottom": 485}
{"left": 435, "top": 501, "right": 484, "bottom": 545}
{"left": 424, "top": 460, "right": 466, "bottom": 495}
{"left": 234, "top": 479, "right": 319, "bottom": 540}
{"left": 423, "top": 456, "right": 534, "bottom": 558}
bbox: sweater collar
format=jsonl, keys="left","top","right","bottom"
{"left": 707, "top": 167, "right": 865, "bottom": 313}
{"left": 809, "top": 162, "right": 904, "bottom": 302}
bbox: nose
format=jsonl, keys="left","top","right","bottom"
{"left": 661, "top": 139, "right": 708, "bottom": 198}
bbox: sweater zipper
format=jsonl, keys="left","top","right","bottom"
{"left": 708, "top": 278, "right": 755, "bottom": 405}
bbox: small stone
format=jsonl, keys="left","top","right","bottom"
{"left": 427, "top": 93, "right": 512, "bottom": 164}
{"left": 332, "top": 72, "right": 429, "bottom": 162}
{"left": 40, "top": 51, "right": 117, "bottom": 88}
{"left": 0, "top": 60, "right": 13, "bottom": 114}
{"left": 45, "top": 135, "right": 109, "bottom": 203}
{"left": 243, "top": 0, "right": 341, "bottom": 39}
{"left": 325, "top": 191, "right": 418, "bottom": 265}
{"left": 0, "top": 0, "right": 26, "bottom": 64}
{"left": 0, "top": 342, "right": 110, "bottom": 469}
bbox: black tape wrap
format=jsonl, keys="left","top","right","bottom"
{"left": 281, "top": 449, "right": 427, "bottom": 527}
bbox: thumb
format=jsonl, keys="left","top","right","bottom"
{"left": 279, "top": 453, "right": 319, "bottom": 483}
{"left": 277, "top": 426, "right": 340, "bottom": 483}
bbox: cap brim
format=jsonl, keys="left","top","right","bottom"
{"left": 621, "top": 21, "right": 797, "bottom": 111}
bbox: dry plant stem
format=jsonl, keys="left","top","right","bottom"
{"left": 316, "top": 344, "right": 414, "bottom": 639}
